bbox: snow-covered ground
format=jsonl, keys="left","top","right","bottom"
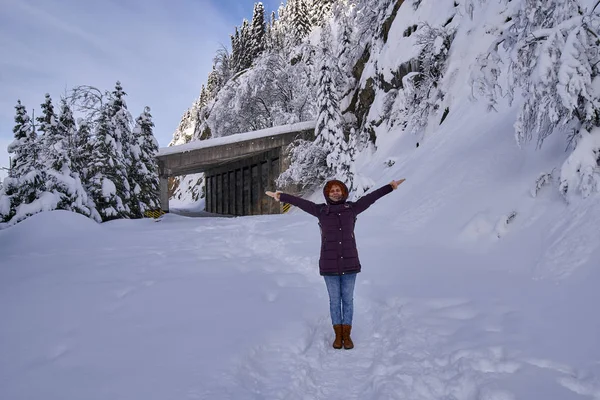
{"left": 2, "top": 101, "right": 600, "bottom": 399}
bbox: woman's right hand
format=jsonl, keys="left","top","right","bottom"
{"left": 390, "top": 179, "right": 406, "bottom": 190}
{"left": 265, "top": 191, "right": 282, "bottom": 201}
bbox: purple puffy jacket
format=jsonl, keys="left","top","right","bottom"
{"left": 279, "top": 181, "right": 393, "bottom": 276}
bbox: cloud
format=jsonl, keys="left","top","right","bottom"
{"left": 0, "top": 0, "right": 236, "bottom": 148}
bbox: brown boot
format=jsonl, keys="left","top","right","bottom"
{"left": 342, "top": 325, "right": 354, "bottom": 349}
{"left": 332, "top": 324, "right": 343, "bottom": 349}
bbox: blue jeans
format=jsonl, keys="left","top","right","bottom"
{"left": 323, "top": 273, "right": 357, "bottom": 325}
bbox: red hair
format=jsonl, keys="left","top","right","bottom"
{"left": 323, "top": 180, "right": 349, "bottom": 201}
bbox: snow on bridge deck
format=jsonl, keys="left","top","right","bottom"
{"left": 157, "top": 120, "right": 317, "bottom": 156}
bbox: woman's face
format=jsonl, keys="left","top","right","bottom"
{"left": 328, "top": 185, "right": 344, "bottom": 202}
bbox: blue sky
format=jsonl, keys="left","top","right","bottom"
{"left": 0, "top": 0, "right": 283, "bottom": 177}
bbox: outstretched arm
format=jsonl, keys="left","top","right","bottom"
{"left": 353, "top": 179, "right": 405, "bottom": 214}
{"left": 266, "top": 191, "right": 320, "bottom": 217}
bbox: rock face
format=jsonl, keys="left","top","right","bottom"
{"left": 381, "top": 0, "right": 406, "bottom": 43}
{"left": 169, "top": 98, "right": 204, "bottom": 147}
{"left": 346, "top": 0, "right": 419, "bottom": 141}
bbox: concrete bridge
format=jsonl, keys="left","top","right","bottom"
{"left": 156, "top": 121, "right": 316, "bottom": 216}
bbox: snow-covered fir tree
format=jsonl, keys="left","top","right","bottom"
{"left": 41, "top": 94, "right": 69, "bottom": 172}
{"left": 239, "top": 19, "right": 253, "bottom": 70}
{"left": 57, "top": 99, "right": 77, "bottom": 164}
{"left": 129, "top": 107, "right": 160, "bottom": 217}
{"left": 1, "top": 102, "right": 52, "bottom": 226}
{"left": 6, "top": 101, "right": 36, "bottom": 180}
{"left": 87, "top": 106, "right": 129, "bottom": 221}
{"left": 311, "top": 0, "right": 334, "bottom": 26}
{"left": 1, "top": 101, "right": 35, "bottom": 222}
{"left": 250, "top": 3, "right": 266, "bottom": 60}
{"left": 206, "top": 66, "right": 224, "bottom": 100}
{"left": 37, "top": 93, "right": 59, "bottom": 142}
{"left": 288, "top": 0, "right": 313, "bottom": 45}
{"left": 110, "top": 81, "right": 134, "bottom": 216}
{"left": 315, "top": 23, "right": 353, "bottom": 188}
{"left": 266, "top": 6, "right": 289, "bottom": 51}
{"left": 230, "top": 27, "right": 242, "bottom": 73}
{"left": 264, "top": 10, "right": 277, "bottom": 51}
{"left": 72, "top": 119, "right": 94, "bottom": 182}
{"left": 58, "top": 101, "right": 96, "bottom": 221}
{"left": 38, "top": 95, "right": 93, "bottom": 218}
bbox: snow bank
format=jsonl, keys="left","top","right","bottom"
{"left": 0, "top": 210, "right": 102, "bottom": 254}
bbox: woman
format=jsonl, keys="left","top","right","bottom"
{"left": 266, "top": 178, "right": 405, "bottom": 349}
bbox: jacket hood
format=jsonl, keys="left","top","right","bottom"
{"left": 323, "top": 180, "right": 349, "bottom": 205}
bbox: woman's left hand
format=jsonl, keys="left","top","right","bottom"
{"left": 390, "top": 179, "right": 406, "bottom": 190}
{"left": 265, "top": 191, "right": 282, "bottom": 201}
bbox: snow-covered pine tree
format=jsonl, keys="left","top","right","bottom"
{"left": 72, "top": 119, "right": 94, "bottom": 182}
{"left": 267, "top": 6, "right": 289, "bottom": 51}
{"left": 311, "top": 0, "right": 334, "bottom": 26}
{"left": 206, "top": 66, "right": 224, "bottom": 100}
{"left": 264, "top": 10, "right": 277, "bottom": 51}
{"left": 87, "top": 106, "right": 129, "bottom": 221}
{"left": 129, "top": 107, "right": 160, "bottom": 217}
{"left": 250, "top": 2, "right": 266, "bottom": 60}
{"left": 37, "top": 93, "right": 59, "bottom": 143}
{"left": 1, "top": 103, "right": 54, "bottom": 226}
{"left": 36, "top": 95, "right": 92, "bottom": 217}
{"left": 6, "top": 101, "right": 35, "bottom": 179}
{"left": 58, "top": 99, "right": 77, "bottom": 163}
{"left": 110, "top": 81, "right": 133, "bottom": 216}
{"left": 315, "top": 23, "right": 353, "bottom": 188}
{"left": 288, "top": 0, "right": 313, "bottom": 45}
{"left": 239, "top": 19, "right": 253, "bottom": 70}
{"left": 40, "top": 94, "right": 69, "bottom": 172}
{"left": 231, "top": 27, "right": 242, "bottom": 73}
{"left": 198, "top": 85, "right": 210, "bottom": 109}
{"left": 1, "top": 101, "right": 35, "bottom": 222}
{"left": 472, "top": 0, "right": 600, "bottom": 199}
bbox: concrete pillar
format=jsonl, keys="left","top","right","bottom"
{"left": 256, "top": 163, "right": 263, "bottom": 215}
{"left": 260, "top": 161, "right": 270, "bottom": 214}
{"left": 218, "top": 173, "right": 223, "bottom": 214}
{"left": 271, "top": 157, "right": 280, "bottom": 214}
{"left": 223, "top": 172, "right": 229, "bottom": 215}
{"left": 211, "top": 174, "right": 217, "bottom": 213}
{"left": 267, "top": 158, "right": 275, "bottom": 214}
{"left": 236, "top": 169, "right": 243, "bottom": 216}
{"left": 228, "top": 171, "right": 235, "bottom": 216}
{"left": 160, "top": 176, "right": 169, "bottom": 212}
{"left": 251, "top": 164, "right": 259, "bottom": 215}
{"left": 205, "top": 175, "right": 211, "bottom": 213}
{"left": 243, "top": 167, "right": 251, "bottom": 215}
